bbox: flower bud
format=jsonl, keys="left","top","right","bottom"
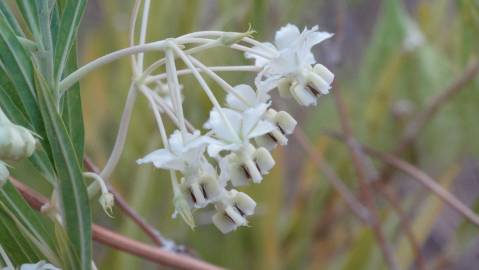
{"left": 212, "top": 190, "right": 256, "bottom": 234}
{"left": 99, "top": 192, "right": 115, "bottom": 217}
{"left": 173, "top": 193, "right": 196, "bottom": 229}
{"left": 0, "top": 123, "right": 37, "bottom": 161}
{"left": 219, "top": 28, "right": 255, "bottom": 46}
{"left": 0, "top": 161, "right": 9, "bottom": 185}
{"left": 183, "top": 175, "right": 221, "bottom": 208}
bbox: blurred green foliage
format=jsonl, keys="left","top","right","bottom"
{"left": 73, "top": 0, "right": 479, "bottom": 269}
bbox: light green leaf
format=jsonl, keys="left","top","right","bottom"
{"left": 53, "top": 0, "right": 87, "bottom": 82}
{"left": 34, "top": 70, "right": 92, "bottom": 270}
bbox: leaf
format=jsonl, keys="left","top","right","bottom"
{"left": 0, "top": 16, "right": 43, "bottom": 132}
{"left": 0, "top": 1, "right": 24, "bottom": 35}
{"left": 53, "top": 0, "right": 87, "bottom": 82}
{"left": 61, "top": 45, "right": 85, "bottom": 160}
{"left": 34, "top": 69, "right": 92, "bottom": 270}
{"left": 0, "top": 181, "right": 58, "bottom": 265}
{"left": 15, "top": 0, "right": 40, "bottom": 38}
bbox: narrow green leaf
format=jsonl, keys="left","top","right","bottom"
{"left": 0, "top": 1, "right": 24, "bottom": 36}
{"left": 15, "top": 0, "right": 40, "bottom": 38}
{"left": 0, "top": 181, "right": 57, "bottom": 261}
{"left": 61, "top": 45, "right": 85, "bottom": 160}
{"left": 34, "top": 70, "right": 92, "bottom": 270}
{"left": 0, "top": 16, "right": 42, "bottom": 131}
{"left": 53, "top": 0, "right": 87, "bottom": 82}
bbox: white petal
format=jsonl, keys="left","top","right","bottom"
{"left": 275, "top": 24, "right": 301, "bottom": 49}
{"left": 226, "top": 84, "right": 257, "bottom": 111}
{"left": 241, "top": 103, "right": 271, "bottom": 138}
{"left": 137, "top": 149, "right": 184, "bottom": 171}
{"left": 204, "top": 108, "right": 241, "bottom": 143}
{"left": 244, "top": 42, "right": 277, "bottom": 67}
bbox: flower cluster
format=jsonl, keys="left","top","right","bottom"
{"left": 0, "top": 108, "right": 37, "bottom": 184}
{"left": 137, "top": 24, "right": 333, "bottom": 233}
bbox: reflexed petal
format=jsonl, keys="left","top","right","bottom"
{"left": 275, "top": 24, "right": 301, "bottom": 49}
{"left": 313, "top": 64, "right": 335, "bottom": 85}
{"left": 253, "top": 147, "right": 275, "bottom": 174}
{"left": 291, "top": 83, "right": 317, "bottom": 106}
{"left": 212, "top": 211, "right": 238, "bottom": 234}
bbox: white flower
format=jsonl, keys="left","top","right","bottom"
{"left": 180, "top": 160, "right": 223, "bottom": 208}
{"left": 137, "top": 129, "right": 211, "bottom": 173}
{"left": 212, "top": 189, "right": 256, "bottom": 234}
{"left": 204, "top": 104, "right": 275, "bottom": 157}
{"left": 0, "top": 122, "right": 37, "bottom": 161}
{"left": 225, "top": 84, "right": 270, "bottom": 112}
{"left": 277, "top": 63, "right": 334, "bottom": 106}
{"left": 222, "top": 144, "right": 275, "bottom": 186}
{"left": 246, "top": 24, "right": 332, "bottom": 76}
{"left": 255, "top": 109, "right": 297, "bottom": 150}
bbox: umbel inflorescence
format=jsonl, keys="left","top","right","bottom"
{"left": 134, "top": 24, "right": 335, "bottom": 233}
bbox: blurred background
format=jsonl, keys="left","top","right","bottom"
{"left": 74, "top": 0, "right": 479, "bottom": 269}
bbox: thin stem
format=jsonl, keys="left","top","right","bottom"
{"left": 165, "top": 48, "right": 187, "bottom": 136}
{"left": 59, "top": 41, "right": 168, "bottom": 92}
{"left": 146, "top": 65, "right": 260, "bottom": 83}
{"left": 169, "top": 43, "right": 241, "bottom": 142}
{"left": 100, "top": 83, "right": 138, "bottom": 179}
{"left": 140, "top": 85, "right": 169, "bottom": 145}
{"left": 0, "top": 244, "right": 14, "bottom": 269}
{"left": 188, "top": 56, "right": 252, "bottom": 106}
{"left": 365, "top": 147, "right": 479, "bottom": 227}
{"left": 128, "top": 0, "right": 142, "bottom": 73}
{"left": 137, "top": 0, "right": 151, "bottom": 72}
{"left": 294, "top": 129, "right": 370, "bottom": 222}
{"left": 84, "top": 157, "right": 182, "bottom": 250}
{"left": 333, "top": 87, "right": 399, "bottom": 270}
{"left": 10, "top": 179, "right": 220, "bottom": 270}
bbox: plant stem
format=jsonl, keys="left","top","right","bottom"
{"left": 59, "top": 41, "right": 168, "bottom": 92}
{"left": 100, "top": 83, "right": 138, "bottom": 179}
{"left": 169, "top": 43, "right": 241, "bottom": 142}
{"left": 294, "top": 129, "right": 370, "bottom": 222}
{"left": 333, "top": 86, "right": 399, "bottom": 270}
{"left": 137, "top": 0, "right": 151, "bottom": 72}
{"left": 10, "top": 178, "right": 221, "bottom": 270}
{"left": 146, "top": 65, "right": 260, "bottom": 83}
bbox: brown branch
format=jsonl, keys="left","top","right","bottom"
{"left": 326, "top": 132, "right": 479, "bottom": 228}
{"left": 10, "top": 178, "right": 223, "bottom": 270}
{"left": 397, "top": 59, "right": 479, "bottom": 154}
{"left": 294, "top": 129, "right": 370, "bottom": 222}
{"left": 332, "top": 86, "right": 399, "bottom": 270}
{"left": 373, "top": 184, "right": 426, "bottom": 270}
{"left": 380, "top": 59, "right": 479, "bottom": 180}
{"left": 83, "top": 157, "right": 187, "bottom": 253}
{"left": 364, "top": 147, "right": 479, "bottom": 227}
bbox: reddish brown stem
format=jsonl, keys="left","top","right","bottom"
{"left": 294, "top": 129, "right": 370, "bottom": 222}
{"left": 10, "top": 178, "right": 222, "bottom": 270}
{"left": 332, "top": 86, "right": 399, "bottom": 270}
{"left": 83, "top": 157, "right": 166, "bottom": 248}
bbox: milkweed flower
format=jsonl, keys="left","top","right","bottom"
{"left": 134, "top": 23, "right": 333, "bottom": 233}
{"left": 212, "top": 189, "right": 256, "bottom": 234}
{"left": 246, "top": 24, "right": 334, "bottom": 106}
